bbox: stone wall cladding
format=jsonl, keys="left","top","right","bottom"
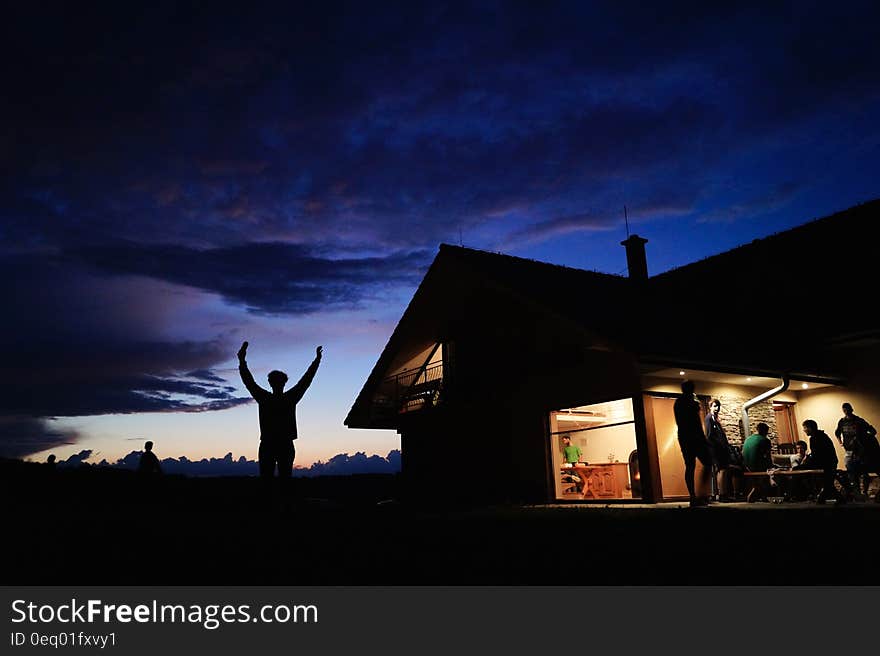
{"left": 708, "top": 394, "right": 779, "bottom": 449}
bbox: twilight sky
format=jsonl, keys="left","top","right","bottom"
{"left": 3, "top": 1, "right": 879, "bottom": 468}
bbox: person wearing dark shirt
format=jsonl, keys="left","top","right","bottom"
{"left": 238, "top": 341, "right": 322, "bottom": 478}
{"left": 137, "top": 441, "right": 163, "bottom": 475}
{"left": 704, "top": 398, "right": 740, "bottom": 501}
{"left": 673, "top": 380, "right": 712, "bottom": 507}
{"left": 802, "top": 419, "right": 845, "bottom": 504}
{"left": 834, "top": 402, "right": 877, "bottom": 496}
{"left": 858, "top": 428, "right": 880, "bottom": 503}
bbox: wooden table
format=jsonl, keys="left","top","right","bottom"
{"left": 743, "top": 469, "right": 825, "bottom": 500}
{"left": 563, "top": 463, "right": 630, "bottom": 499}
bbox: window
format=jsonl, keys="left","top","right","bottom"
{"left": 550, "top": 398, "right": 640, "bottom": 500}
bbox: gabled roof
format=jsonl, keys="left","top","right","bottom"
{"left": 648, "top": 199, "right": 880, "bottom": 361}
{"left": 344, "top": 244, "right": 632, "bottom": 428}
{"left": 434, "top": 244, "right": 635, "bottom": 342}
{"left": 347, "top": 199, "right": 880, "bottom": 427}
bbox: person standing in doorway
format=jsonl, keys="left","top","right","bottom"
{"left": 673, "top": 380, "right": 712, "bottom": 507}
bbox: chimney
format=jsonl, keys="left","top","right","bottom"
{"left": 621, "top": 234, "right": 648, "bottom": 280}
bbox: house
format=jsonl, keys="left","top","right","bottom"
{"left": 345, "top": 200, "right": 880, "bottom": 503}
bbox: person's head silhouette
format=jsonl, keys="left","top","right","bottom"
{"left": 267, "top": 370, "right": 288, "bottom": 393}
{"left": 842, "top": 402, "right": 854, "bottom": 417}
{"left": 46, "top": 454, "right": 56, "bottom": 464}
{"left": 144, "top": 441, "right": 153, "bottom": 452}
{"left": 681, "top": 380, "right": 695, "bottom": 395}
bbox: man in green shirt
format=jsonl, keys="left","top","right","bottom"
{"left": 562, "top": 435, "right": 582, "bottom": 464}
{"left": 742, "top": 422, "right": 773, "bottom": 472}
{"left": 560, "top": 435, "right": 583, "bottom": 495}
{"left": 742, "top": 422, "right": 775, "bottom": 502}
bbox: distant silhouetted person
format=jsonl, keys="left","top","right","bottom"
{"left": 45, "top": 454, "right": 56, "bottom": 469}
{"left": 238, "top": 341, "right": 322, "bottom": 479}
{"left": 835, "top": 402, "right": 877, "bottom": 497}
{"left": 673, "top": 380, "right": 712, "bottom": 507}
{"left": 137, "top": 441, "right": 163, "bottom": 475}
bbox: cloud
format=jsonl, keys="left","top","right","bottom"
{"left": 84, "top": 449, "right": 401, "bottom": 477}
{"left": 300, "top": 450, "right": 401, "bottom": 477}
{"left": 58, "top": 449, "right": 93, "bottom": 467}
{"left": 3, "top": 1, "right": 880, "bottom": 458}
{"left": 697, "top": 182, "right": 804, "bottom": 224}
{"left": 0, "top": 254, "right": 250, "bottom": 457}
{"left": 66, "top": 242, "right": 433, "bottom": 315}
{"left": 500, "top": 212, "right": 620, "bottom": 249}
{"left": 0, "top": 417, "right": 79, "bottom": 459}
{"left": 5, "top": 3, "right": 878, "bottom": 257}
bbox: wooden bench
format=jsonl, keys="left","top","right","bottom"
{"left": 742, "top": 469, "right": 825, "bottom": 501}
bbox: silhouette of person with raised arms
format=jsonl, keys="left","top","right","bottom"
{"left": 137, "top": 441, "right": 163, "bottom": 475}
{"left": 673, "top": 380, "right": 712, "bottom": 507}
{"left": 238, "top": 341, "right": 322, "bottom": 479}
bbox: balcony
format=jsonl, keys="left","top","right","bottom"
{"left": 373, "top": 360, "right": 445, "bottom": 421}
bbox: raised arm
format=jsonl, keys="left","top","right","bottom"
{"left": 286, "top": 345, "right": 322, "bottom": 403}
{"left": 238, "top": 341, "right": 268, "bottom": 400}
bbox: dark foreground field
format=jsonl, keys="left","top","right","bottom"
{"left": 4, "top": 459, "right": 879, "bottom": 585}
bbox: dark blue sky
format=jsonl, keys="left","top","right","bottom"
{"left": 2, "top": 1, "right": 878, "bottom": 462}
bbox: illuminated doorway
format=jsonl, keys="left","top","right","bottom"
{"left": 644, "top": 394, "right": 711, "bottom": 499}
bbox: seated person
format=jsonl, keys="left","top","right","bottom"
{"left": 742, "top": 423, "right": 772, "bottom": 472}
{"left": 741, "top": 423, "right": 780, "bottom": 501}
{"left": 790, "top": 440, "right": 808, "bottom": 467}
{"left": 786, "top": 440, "right": 817, "bottom": 500}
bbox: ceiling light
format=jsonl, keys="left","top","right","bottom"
{"left": 746, "top": 377, "right": 752, "bottom": 382}
{"left": 802, "top": 383, "right": 809, "bottom": 389}
{"left": 679, "top": 370, "right": 685, "bottom": 376}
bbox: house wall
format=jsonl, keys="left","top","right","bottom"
{"left": 794, "top": 383, "right": 880, "bottom": 465}
{"left": 397, "top": 340, "right": 644, "bottom": 504}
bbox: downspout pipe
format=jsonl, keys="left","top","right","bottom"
{"left": 741, "top": 375, "right": 790, "bottom": 439}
